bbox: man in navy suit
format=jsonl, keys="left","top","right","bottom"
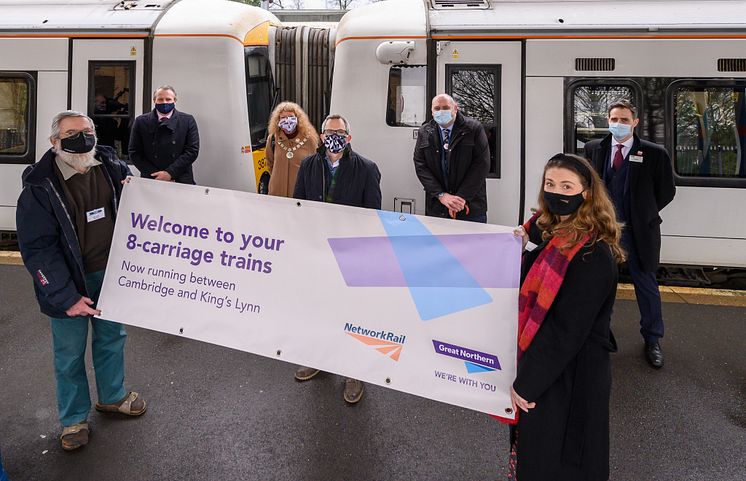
{"left": 585, "top": 100, "right": 676, "bottom": 369}
{"left": 129, "top": 85, "right": 200, "bottom": 184}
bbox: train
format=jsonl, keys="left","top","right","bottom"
{"left": 2, "top": 0, "right": 745, "bottom": 284}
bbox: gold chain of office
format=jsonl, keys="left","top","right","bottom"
{"left": 276, "top": 136, "right": 310, "bottom": 159}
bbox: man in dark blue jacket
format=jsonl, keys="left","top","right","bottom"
{"left": 129, "top": 85, "right": 200, "bottom": 184}
{"left": 16, "top": 111, "right": 147, "bottom": 451}
{"left": 292, "top": 114, "right": 381, "bottom": 404}
{"left": 585, "top": 100, "right": 676, "bottom": 369}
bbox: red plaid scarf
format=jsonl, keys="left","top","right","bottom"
{"left": 517, "top": 213, "right": 590, "bottom": 360}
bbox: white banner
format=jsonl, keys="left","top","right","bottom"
{"left": 97, "top": 177, "right": 521, "bottom": 419}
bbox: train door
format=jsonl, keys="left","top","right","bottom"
{"left": 70, "top": 39, "right": 145, "bottom": 163}
{"left": 436, "top": 41, "right": 522, "bottom": 225}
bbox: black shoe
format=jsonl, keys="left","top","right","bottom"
{"left": 644, "top": 341, "right": 664, "bottom": 369}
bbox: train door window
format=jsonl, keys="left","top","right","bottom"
{"left": 446, "top": 64, "right": 500, "bottom": 177}
{"left": 88, "top": 62, "right": 134, "bottom": 160}
{"left": 386, "top": 65, "right": 427, "bottom": 127}
{"left": 245, "top": 46, "right": 274, "bottom": 147}
{"left": 671, "top": 81, "right": 746, "bottom": 180}
{"left": 568, "top": 81, "right": 641, "bottom": 156}
{"left": 0, "top": 72, "right": 35, "bottom": 164}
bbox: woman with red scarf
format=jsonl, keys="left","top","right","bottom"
{"left": 508, "top": 153, "right": 624, "bottom": 481}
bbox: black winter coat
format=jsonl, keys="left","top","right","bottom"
{"left": 512, "top": 226, "right": 618, "bottom": 481}
{"left": 16, "top": 146, "right": 131, "bottom": 318}
{"left": 413, "top": 112, "right": 489, "bottom": 219}
{"left": 129, "top": 109, "right": 199, "bottom": 184}
{"left": 293, "top": 146, "right": 382, "bottom": 209}
{"left": 585, "top": 134, "right": 676, "bottom": 272}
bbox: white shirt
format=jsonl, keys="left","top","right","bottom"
{"left": 610, "top": 136, "right": 634, "bottom": 168}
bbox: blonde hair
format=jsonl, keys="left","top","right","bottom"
{"left": 267, "top": 101, "right": 318, "bottom": 140}
{"left": 535, "top": 153, "right": 625, "bottom": 263}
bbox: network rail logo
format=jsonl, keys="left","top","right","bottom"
{"left": 432, "top": 339, "right": 501, "bottom": 374}
{"left": 344, "top": 322, "right": 406, "bottom": 361}
{"left": 327, "top": 211, "right": 520, "bottom": 321}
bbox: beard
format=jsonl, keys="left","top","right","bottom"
{"left": 54, "top": 141, "right": 99, "bottom": 171}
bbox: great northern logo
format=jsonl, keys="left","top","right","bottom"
{"left": 432, "top": 339, "right": 501, "bottom": 374}
{"left": 344, "top": 322, "right": 406, "bottom": 361}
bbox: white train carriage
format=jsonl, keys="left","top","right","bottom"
{"left": 329, "top": 0, "right": 746, "bottom": 272}
{"left": 0, "top": 0, "right": 279, "bottom": 231}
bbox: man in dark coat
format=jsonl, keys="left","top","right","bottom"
{"left": 585, "top": 100, "right": 676, "bottom": 368}
{"left": 413, "top": 93, "right": 490, "bottom": 222}
{"left": 129, "top": 85, "right": 199, "bottom": 184}
{"left": 293, "top": 113, "right": 381, "bottom": 404}
{"left": 16, "top": 111, "right": 147, "bottom": 451}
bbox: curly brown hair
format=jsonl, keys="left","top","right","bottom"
{"left": 535, "top": 153, "right": 625, "bottom": 263}
{"left": 267, "top": 101, "right": 318, "bottom": 141}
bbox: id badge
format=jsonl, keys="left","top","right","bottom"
{"left": 86, "top": 207, "right": 105, "bottom": 223}
{"left": 629, "top": 154, "right": 644, "bottom": 163}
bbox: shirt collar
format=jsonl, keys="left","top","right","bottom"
{"left": 157, "top": 110, "right": 174, "bottom": 121}
{"left": 54, "top": 155, "right": 101, "bottom": 180}
{"left": 325, "top": 155, "right": 340, "bottom": 170}
{"left": 612, "top": 135, "right": 634, "bottom": 150}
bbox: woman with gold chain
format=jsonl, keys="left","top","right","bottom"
{"left": 265, "top": 102, "right": 319, "bottom": 197}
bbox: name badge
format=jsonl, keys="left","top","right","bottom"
{"left": 525, "top": 241, "right": 538, "bottom": 252}
{"left": 629, "top": 155, "right": 644, "bottom": 163}
{"left": 86, "top": 207, "right": 105, "bottom": 223}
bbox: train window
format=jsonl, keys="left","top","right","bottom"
{"left": 446, "top": 64, "right": 500, "bottom": 177}
{"left": 245, "top": 46, "right": 274, "bottom": 147}
{"left": 0, "top": 72, "right": 36, "bottom": 164}
{"left": 569, "top": 83, "right": 638, "bottom": 156}
{"left": 672, "top": 83, "right": 746, "bottom": 179}
{"left": 386, "top": 65, "right": 426, "bottom": 127}
{"left": 88, "top": 62, "right": 134, "bottom": 161}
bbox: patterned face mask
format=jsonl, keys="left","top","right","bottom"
{"left": 278, "top": 115, "right": 298, "bottom": 134}
{"left": 323, "top": 133, "right": 348, "bottom": 154}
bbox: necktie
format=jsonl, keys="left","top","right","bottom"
{"left": 441, "top": 129, "right": 451, "bottom": 186}
{"left": 612, "top": 144, "right": 624, "bottom": 171}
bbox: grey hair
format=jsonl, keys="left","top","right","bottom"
{"left": 432, "top": 93, "right": 458, "bottom": 108}
{"left": 153, "top": 84, "right": 177, "bottom": 101}
{"left": 321, "top": 114, "right": 351, "bottom": 134}
{"left": 49, "top": 110, "right": 95, "bottom": 141}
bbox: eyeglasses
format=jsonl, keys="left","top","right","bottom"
{"left": 61, "top": 129, "right": 95, "bottom": 139}
{"left": 322, "top": 129, "right": 348, "bottom": 136}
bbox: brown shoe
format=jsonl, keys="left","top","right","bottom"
{"left": 60, "top": 422, "right": 89, "bottom": 451}
{"left": 343, "top": 378, "right": 364, "bottom": 404}
{"left": 294, "top": 366, "right": 320, "bottom": 381}
{"left": 95, "top": 391, "right": 147, "bottom": 416}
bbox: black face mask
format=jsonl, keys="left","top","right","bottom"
{"left": 543, "top": 191, "right": 585, "bottom": 216}
{"left": 60, "top": 132, "right": 96, "bottom": 154}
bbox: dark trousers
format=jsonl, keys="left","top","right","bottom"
{"left": 623, "top": 233, "right": 664, "bottom": 342}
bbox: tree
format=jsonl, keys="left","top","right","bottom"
{"left": 230, "top": 0, "right": 261, "bottom": 6}
{"left": 327, "top": 0, "right": 355, "bottom": 9}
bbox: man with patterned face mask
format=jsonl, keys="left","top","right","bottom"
{"left": 585, "top": 99, "right": 676, "bottom": 369}
{"left": 413, "top": 93, "right": 490, "bottom": 222}
{"left": 16, "top": 111, "right": 147, "bottom": 451}
{"left": 292, "top": 113, "right": 381, "bottom": 404}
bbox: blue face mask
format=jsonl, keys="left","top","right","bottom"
{"left": 608, "top": 122, "right": 632, "bottom": 141}
{"left": 155, "top": 103, "right": 175, "bottom": 115}
{"left": 433, "top": 109, "right": 453, "bottom": 126}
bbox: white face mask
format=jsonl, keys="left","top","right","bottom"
{"left": 608, "top": 122, "right": 633, "bottom": 141}
{"left": 279, "top": 115, "right": 298, "bottom": 134}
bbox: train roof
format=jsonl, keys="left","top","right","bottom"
{"left": 0, "top": 0, "right": 279, "bottom": 41}
{"left": 0, "top": 0, "right": 176, "bottom": 32}
{"left": 336, "top": 0, "right": 746, "bottom": 44}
